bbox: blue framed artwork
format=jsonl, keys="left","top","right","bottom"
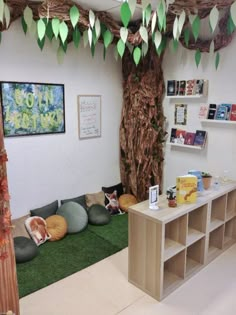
{"left": 0, "top": 81, "right": 65, "bottom": 137}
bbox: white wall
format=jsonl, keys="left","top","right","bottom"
{"left": 163, "top": 39, "right": 236, "bottom": 191}
{"left": 0, "top": 21, "right": 123, "bottom": 218}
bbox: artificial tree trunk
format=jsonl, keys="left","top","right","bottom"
{"left": 120, "top": 43, "right": 166, "bottom": 201}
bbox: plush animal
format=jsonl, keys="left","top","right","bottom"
{"left": 105, "top": 190, "right": 123, "bottom": 215}
{"left": 25, "top": 216, "right": 51, "bottom": 246}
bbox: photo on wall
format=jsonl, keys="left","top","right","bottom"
{"left": 0, "top": 81, "right": 65, "bottom": 137}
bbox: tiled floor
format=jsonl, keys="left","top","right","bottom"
{"left": 20, "top": 244, "right": 236, "bottom": 315}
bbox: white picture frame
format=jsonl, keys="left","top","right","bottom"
{"left": 149, "top": 185, "right": 159, "bottom": 210}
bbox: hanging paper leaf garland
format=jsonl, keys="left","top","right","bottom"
{"left": 117, "top": 38, "right": 125, "bottom": 58}
{"left": 120, "top": 27, "right": 128, "bottom": 44}
{"left": 230, "top": 1, "right": 236, "bottom": 27}
{"left": 133, "top": 46, "right": 141, "bottom": 65}
{"left": 52, "top": 18, "right": 60, "bottom": 39}
{"left": 23, "top": 6, "right": 33, "bottom": 29}
{"left": 4, "top": 4, "right": 10, "bottom": 29}
{"left": 89, "top": 10, "right": 95, "bottom": 29}
{"left": 21, "top": 16, "right": 27, "bottom": 34}
{"left": 128, "top": 0, "right": 136, "bottom": 16}
{"left": 70, "top": 5, "right": 80, "bottom": 29}
{"left": 209, "top": 6, "right": 219, "bottom": 33}
{"left": 195, "top": 49, "right": 201, "bottom": 67}
{"left": 120, "top": 2, "right": 131, "bottom": 28}
{"left": 139, "top": 26, "right": 148, "bottom": 44}
{"left": 37, "top": 19, "right": 46, "bottom": 41}
{"left": 192, "top": 16, "right": 200, "bottom": 42}
{"left": 59, "top": 21, "right": 68, "bottom": 44}
{"left": 184, "top": 28, "right": 190, "bottom": 47}
{"left": 46, "top": 21, "right": 54, "bottom": 41}
{"left": 215, "top": 51, "right": 220, "bottom": 70}
{"left": 73, "top": 27, "right": 81, "bottom": 48}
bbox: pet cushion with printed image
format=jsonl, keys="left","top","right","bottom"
{"left": 25, "top": 216, "right": 51, "bottom": 246}
{"left": 102, "top": 183, "right": 124, "bottom": 205}
{"left": 105, "top": 190, "right": 124, "bottom": 215}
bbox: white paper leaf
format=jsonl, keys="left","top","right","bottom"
{"left": 120, "top": 27, "right": 128, "bottom": 43}
{"left": 23, "top": 6, "right": 33, "bottom": 28}
{"left": 154, "top": 30, "right": 162, "bottom": 50}
{"left": 189, "top": 14, "right": 197, "bottom": 25}
{"left": 88, "top": 27, "right": 92, "bottom": 47}
{"left": 0, "top": 0, "right": 3, "bottom": 23}
{"left": 209, "top": 40, "right": 215, "bottom": 56}
{"left": 139, "top": 25, "right": 148, "bottom": 44}
{"left": 209, "top": 5, "right": 219, "bottom": 33}
{"left": 151, "top": 12, "right": 157, "bottom": 34}
{"left": 95, "top": 18, "right": 101, "bottom": 39}
{"left": 83, "top": 30, "right": 88, "bottom": 48}
{"left": 89, "top": 10, "right": 95, "bottom": 28}
{"left": 52, "top": 18, "right": 60, "bottom": 39}
{"left": 142, "top": 42, "right": 149, "bottom": 57}
{"left": 178, "top": 10, "right": 186, "bottom": 35}
{"left": 173, "top": 16, "right": 179, "bottom": 39}
{"left": 128, "top": 0, "right": 136, "bottom": 16}
{"left": 231, "top": 1, "right": 236, "bottom": 27}
{"left": 4, "top": 4, "right": 10, "bottom": 29}
{"left": 57, "top": 46, "right": 64, "bottom": 65}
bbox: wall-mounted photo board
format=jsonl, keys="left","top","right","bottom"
{"left": 78, "top": 95, "right": 101, "bottom": 139}
{"left": 0, "top": 81, "right": 65, "bottom": 137}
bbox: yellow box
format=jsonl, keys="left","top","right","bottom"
{"left": 176, "top": 175, "right": 197, "bottom": 204}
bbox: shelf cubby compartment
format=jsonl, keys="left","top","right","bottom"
{"left": 208, "top": 225, "right": 224, "bottom": 262}
{"left": 164, "top": 215, "right": 187, "bottom": 261}
{"left": 187, "top": 205, "right": 207, "bottom": 246}
{"left": 186, "top": 237, "right": 205, "bottom": 278}
{"left": 226, "top": 190, "right": 236, "bottom": 221}
{"left": 224, "top": 218, "right": 236, "bottom": 248}
{"left": 163, "top": 250, "right": 186, "bottom": 297}
{"left": 210, "top": 195, "right": 226, "bottom": 232}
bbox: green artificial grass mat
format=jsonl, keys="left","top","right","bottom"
{"left": 17, "top": 213, "right": 128, "bottom": 298}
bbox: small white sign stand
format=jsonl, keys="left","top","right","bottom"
{"left": 149, "top": 185, "right": 159, "bottom": 210}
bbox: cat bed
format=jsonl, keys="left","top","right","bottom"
{"left": 118, "top": 194, "right": 138, "bottom": 212}
{"left": 46, "top": 215, "right": 68, "bottom": 241}
{"left": 14, "top": 236, "right": 39, "bottom": 263}
{"left": 87, "top": 204, "right": 111, "bottom": 225}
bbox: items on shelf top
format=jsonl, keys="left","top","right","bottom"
{"left": 199, "top": 103, "right": 236, "bottom": 121}
{"left": 167, "top": 79, "right": 208, "bottom": 97}
{"left": 169, "top": 128, "right": 207, "bottom": 148}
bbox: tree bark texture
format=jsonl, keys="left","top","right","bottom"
{"left": 120, "top": 44, "right": 166, "bottom": 201}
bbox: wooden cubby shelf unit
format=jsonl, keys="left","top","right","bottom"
{"left": 128, "top": 183, "right": 236, "bottom": 301}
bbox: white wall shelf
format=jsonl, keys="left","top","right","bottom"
{"left": 167, "top": 143, "right": 203, "bottom": 150}
{"left": 201, "top": 119, "right": 236, "bottom": 126}
{"left": 166, "top": 95, "right": 204, "bottom": 99}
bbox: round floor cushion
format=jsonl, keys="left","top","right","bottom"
{"left": 57, "top": 201, "right": 88, "bottom": 234}
{"left": 88, "top": 204, "right": 111, "bottom": 225}
{"left": 45, "top": 215, "right": 68, "bottom": 241}
{"left": 14, "top": 236, "right": 39, "bottom": 263}
{"left": 118, "top": 194, "right": 138, "bottom": 212}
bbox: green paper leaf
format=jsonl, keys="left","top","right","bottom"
{"left": 172, "top": 39, "right": 178, "bottom": 52}
{"left": 70, "top": 5, "right": 80, "bottom": 29}
{"left": 120, "top": 27, "right": 128, "bottom": 44}
{"left": 103, "top": 29, "right": 113, "bottom": 49}
{"left": 215, "top": 51, "right": 220, "bottom": 70}
{"left": 157, "top": 0, "right": 165, "bottom": 31}
{"left": 133, "top": 46, "right": 141, "bottom": 66}
{"left": 59, "top": 21, "right": 68, "bottom": 44}
{"left": 57, "top": 46, "right": 64, "bottom": 65}
{"left": 189, "top": 14, "right": 197, "bottom": 25}
{"left": 154, "top": 30, "right": 162, "bottom": 50}
{"left": 0, "top": 0, "right": 3, "bottom": 23}
{"left": 195, "top": 49, "right": 201, "bottom": 67}
{"left": 151, "top": 12, "right": 157, "bottom": 34}
{"left": 95, "top": 18, "right": 101, "bottom": 39}
{"left": 88, "top": 27, "right": 93, "bottom": 47}
{"left": 37, "top": 19, "right": 46, "bottom": 41}
{"left": 52, "top": 18, "right": 60, "bottom": 39}
{"left": 142, "top": 41, "right": 148, "bottom": 57}
{"left": 230, "top": 1, "right": 236, "bottom": 27}
{"left": 209, "top": 6, "right": 219, "bottom": 33}
{"left": 128, "top": 0, "right": 136, "bottom": 16}
{"left": 173, "top": 16, "right": 179, "bottom": 40}
{"left": 37, "top": 37, "right": 45, "bottom": 51}
{"left": 61, "top": 41, "right": 67, "bottom": 53}
{"left": 145, "top": 4, "right": 152, "bottom": 26}
{"left": 178, "top": 10, "right": 186, "bottom": 36}
{"left": 192, "top": 16, "right": 200, "bottom": 41}
{"left": 4, "top": 4, "right": 10, "bottom": 29}
{"left": 103, "top": 46, "right": 107, "bottom": 60}
{"left": 73, "top": 27, "right": 81, "bottom": 48}
{"left": 92, "top": 28, "right": 98, "bottom": 45}
{"left": 83, "top": 30, "right": 88, "bottom": 47}
{"left": 46, "top": 21, "right": 54, "bottom": 41}
{"left": 156, "top": 36, "right": 167, "bottom": 56}
{"left": 23, "top": 6, "right": 33, "bottom": 28}
{"left": 139, "top": 26, "right": 148, "bottom": 44}
{"left": 120, "top": 2, "right": 131, "bottom": 28}
{"left": 209, "top": 40, "right": 214, "bottom": 56}
{"left": 21, "top": 16, "right": 27, "bottom": 34}
{"left": 227, "top": 14, "right": 236, "bottom": 34}
{"left": 184, "top": 28, "right": 190, "bottom": 46}
{"left": 89, "top": 10, "right": 95, "bottom": 28}
{"left": 117, "top": 38, "right": 125, "bottom": 58}
{"left": 91, "top": 42, "right": 96, "bottom": 57}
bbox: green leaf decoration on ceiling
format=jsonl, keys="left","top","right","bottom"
{"left": 91, "top": 42, "right": 96, "bottom": 57}
{"left": 23, "top": 6, "right": 33, "bottom": 29}
{"left": 139, "top": 26, "right": 148, "bottom": 44}
{"left": 59, "top": 21, "right": 68, "bottom": 44}
{"left": 178, "top": 10, "right": 186, "bottom": 36}
{"left": 83, "top": 30, "right": 88, "bottom": 47}
{"left": 154, "top": 30, "right": 162, "bottom": 51}
{"left": 88, "top": 27, "right": 92, "bottom": 46}
{"left": 52, "top": 18, "right": 60, "bottom": 39}
{"left": 195, "top": 49, "right": 201, "bottom": 67}
{"left": 37, "top": 19, "right": 46, "bottom": 41}
{"left": 57, "top": 46, "right": 65, "bottom": 65}
{"left": 61, "top": 40, "right": 68, "bottom": 53}
{"left": 0, "top": 0, "right": 4, "bottom": 23}
{"left": 145, "top": 4, "right": 152, "bottom": 26}
{"left": 230, "top": 1, "right": 236, "bottom": 27}
{"left": 89, "top": 10, "right": 95, "bottom": 28}
{"left": 157, "top": 0, "right": 165, "bottom": 31}
{"left": 46, "top": 21, "right": 54, "bottom": 41}
{"left": 215, "top": 51, "right": 220, "bottom": 70}
{"left": 21, "top": 16, "right": 27, "bottom": 34}
{"left": 151, "top": 11, "right": 157, "bottom": 34}
{"left": 227, "top": 15, "right": 235, "bottom": 34}
{"left": 156, "top": 36, "right": 167, "bottom": 57}
{"left": 128, "top": 0, "right": 136, "bottom": 16}
{"left": 120, "top": 27, "right": 128, "bottom": 44}
{"left": 4, "top": 4, "right": 10, "bottom": 29}
{"left": 103, "top": 29, "right": 113, "bottom": 49}
{"left": 73, "top": 27, "right": 81, "bottom": 48}
{"left": 120, "top": 2, "right": 131, "bottom": 28}
{"left": 133, "top": 46, "right": 141, "bottom": 66}
{"left": 92, "top": 28, "right": 98, "bottom": 45}
{"left": 192, "top": 16, "right": 200, "bottom": 42}
{"left": 117, "top": 38, "right": 125, "bottom": 58}
{"left": 172, "top": 39, "right": 178, "bottom": 52}
{"left": 209, "top": 6, "right": 219, "bottom": 33}
{"left": 95, "top": 19, "right": 101, "bottom": 39}
{"left": 184, "top": 28, "right": 190, "bottom": 47}
{"left": 37, "top": 36, "right": 45, "bottom": 51}
{"left": 142, "top": 41, "right": 148, "bottom": 57}
{"left": 70, "top": 5, "right": 80, "bottom": 29}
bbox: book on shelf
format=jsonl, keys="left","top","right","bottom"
{"left": 184, "top": 132, "right": 196, "bottom": 145}
{"left": 215, "top": 104, "right": 229, "bottom": 120}
{"left": 175, "top": 129, "right": 186, "bottom": 144}
{"left": 198, "top": 104, "right": 208, "bottom": 119}
{"left": 207, "top": 104, "right": 217, "bottom": 119}
{"left": 230, "top": 104, "right": 236, "bottom": 121}
{"left": 203, "top": 80, "right": 209, "bottom": 96}
{"left": 193, "top": 130, "right": 207, "bottom": 147}
{"left": 219, "top": 104, "right": 232, "bottom": 120}
{"left": 195, "top": 79, "right": 204, "bottom": 95}
{"left": 176, "top": 174, "right": 197, "bottom": 204}
{"left": 170, "top": 128, "right": 177, "bottom": 143}
{"left": 167, "top": 80, "right": 177, "bottom": 96}
{"left": 178, "top": 80, "right": 186, "bottom": 95}
{"left": 186, "top": 79, "right": 196, "bottom": 95}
